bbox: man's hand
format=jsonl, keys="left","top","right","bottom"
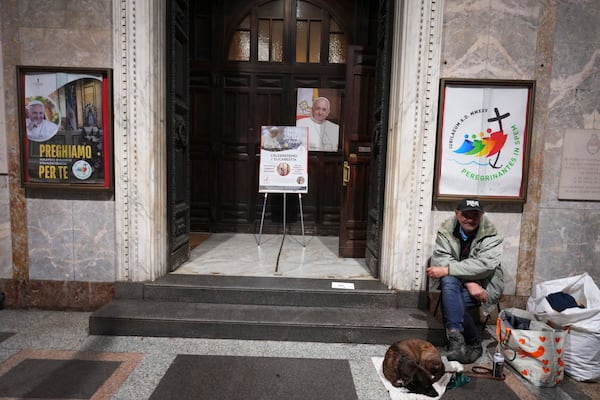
{"left": 426, "top": 266, "right": 449, "bottom": 279}
{"left": 465, "top": 282, "right": 487, "bottom": 302}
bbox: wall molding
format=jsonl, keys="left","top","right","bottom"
{"left": 113, "top": 0, "right": 167, "bottom": 282}
{"left": 381, "top": 0, "right": 443, "bottom": 290}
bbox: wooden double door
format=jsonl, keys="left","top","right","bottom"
{"left": 167, "top": 0, "right": 394, "bottom": 273}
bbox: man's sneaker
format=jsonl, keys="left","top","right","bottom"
{"left": 446, "top": 329, "right": 466, "bottom": 362}
{"left": 462, "top": 342, "right": 483, "bottom": 364}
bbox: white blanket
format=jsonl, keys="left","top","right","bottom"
{"left": 371, "top": 356, "right": 463, "bottom": 400}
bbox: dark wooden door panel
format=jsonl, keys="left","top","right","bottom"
{"left": 319, "top": 156, "right": 343, "bottom": 227}
{"left": 218, "top": 150, "right": 254, "bottom": 227}
{"left": 167, "top": 0, "right": 191, "bottom": 271}
{"left": 255, "top": 92, "right": 287, "bottom": 126}
{"left": 339, "top": 46, "right": 376, "bottom": 259}
{"left": 222, "top": 90, "right": 251, "bottom": 142}
{"left": 189, "top": 83, "right": 212, "bottom": 231}
{"left": 187, "top": 0, "right": 384, "bottom": 247}
{"left": 218, "top": 88, "right": 252, "bottom": 229}
{"left": 299, "top": 155, "right": 343, "bottom": 235}
{"left": 365, "top": 0, "right": 394, "bottom": 277}
{"left": 339, "top": 154, "right": 370, "bottom": 256}
{"left": 190, "top": 153, "right": 211, "bottom": 231}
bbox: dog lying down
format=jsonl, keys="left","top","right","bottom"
{"left": 382, "top": 339, "right": 446, "bottom": 398}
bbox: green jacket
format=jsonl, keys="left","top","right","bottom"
{"left": 429, "top": 215, "right": 504, "bottom": 315}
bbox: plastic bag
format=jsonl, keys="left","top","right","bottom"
{"left": 527, "top": 273, "right": 600, "bottom": 331}
{"left": 527, "top": 273, "right": 600, "bottom": 381}
{"left": 496, "top": 308, "right": 566, "bottom": 387}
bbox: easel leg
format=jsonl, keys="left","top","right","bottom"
{"left": 298, "top": 194, "right": 306, "bottom": 247}
{"left": 255, "top": 193, "right": 268, "bottom": 245}
{"left": 282, "top": 193, "right": 287, "bottom": 237}
{"left": 274, "top": 193, "right": 288, "bottom": 273}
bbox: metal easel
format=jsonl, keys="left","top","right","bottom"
{"left": 255, "top": 192, "right": 306, "bottom": 247}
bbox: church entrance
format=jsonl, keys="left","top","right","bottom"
{"left": 167, "top": 0, "right": 394, "bottom": 276}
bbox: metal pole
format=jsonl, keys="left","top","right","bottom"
{"left": 255, "top": 193, "right": 268, "bottom": 245}
{"left": 298, "top": 193, "right": 306, "bottom": 247}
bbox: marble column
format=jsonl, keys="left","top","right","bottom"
{"left": 0, "top": 0, "right": 28, "bottom": 282}
{"left": 380, "top": 0, "right": 444, "bottom": 291}
{"left": 0, "top": 11, "right": 13, "bottom": 280}
{"left": 516, "top": 3, "right": 556, "bottom": 296}
{"left": 113, "top": 0, "right": 168, "bottom": 282}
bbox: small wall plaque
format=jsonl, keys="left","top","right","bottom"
{"left": 558, "top": 129, "right": 600, "bottom": 201}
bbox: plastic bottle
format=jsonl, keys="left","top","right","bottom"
{"left": 492, "top": 351, "right": 504, "bottom": 378}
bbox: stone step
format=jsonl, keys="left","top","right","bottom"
{"left": 115, "top": 274, "right": 421, "bottom": 309}
{"left": 89, "top": 299, "right": 445, "bottom": 345}
{"left": 91, "top": 274, "right": 442, "bottom": 345}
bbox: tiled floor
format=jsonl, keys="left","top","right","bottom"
{"left": 0, "top": 310, "right": 598, "bottom": 399}
{"left": 175, "top": 233, "right": 374, "bottom": 280}
{"left": 0, "top": 310, "right": 392, "bottom": 400}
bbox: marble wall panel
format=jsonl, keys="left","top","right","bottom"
{"left": 17, "top": 0, "right": 111, "bottom": 30}
{"left": 542, "top": 43, "right": 600, "bottom": 206}
{"left": 18, "top": 28, "right": 112, "bottom": 67}
{"left": 0, "top": 8, "right": 10, "bottom": 279}
{"left": 535, "top": 208, "right": 600, "bottom": 285}
{"left": 0, "top": 176, "right": 11, "bottom": 279}
{"left": 27, "top": 199, "right": 75, "bottom": 280}
{"left": 72, "top": 200, "right": 116, "bottom": 282}
{"left": 26, "top": 198, "right": 116, "bottom": 282}
{"left": 15, "top": 0, "right": 113, "bottom": 67}
{"left": 489, "top": 212, "right": 521, "bottom": 296}
{"left": 554, "top": 1, "right": 600, "bottom": 45}
{"left": 442, "top": 1, "right": 492, "bottom": 77}
{"left": 488, "top": 1, "right": 539, "bottom": 79}
{"left": 441, "top": 0, "right": 539, "bottom": 79}
{"left": 534, "top": 0, "right": 600, "bottom": 283}
{"left": 0, "top": 49, "right": 6, "bottom": 174}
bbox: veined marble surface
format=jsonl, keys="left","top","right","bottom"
{"left": 0, "top": 176, "right": 10, "bottom": 279}
{"left": 174, "top": 233, "right": 374, "bottom": 280}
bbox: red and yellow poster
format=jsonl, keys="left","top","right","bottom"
{"left": 18, "top": 66, "right": 113, "bottom": 191}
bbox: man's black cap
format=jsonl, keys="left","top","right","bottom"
{"left": 456, "top": 198, "right": 483, "bottom": 212}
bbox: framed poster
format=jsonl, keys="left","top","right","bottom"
{"left": 17, "top": 66, "right": 113, "bottom": 191}
{"left": 434, "top": 78, "right": 535, "bottom": 202}
{"left": 296, "top": 88, "right": 342, "bottom": 152}
{"left": 259, "top": 126, "right": 308, "bottom": 193}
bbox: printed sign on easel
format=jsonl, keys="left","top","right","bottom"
{"left": 258, "top": 126, "right": 308, "bottom": 193}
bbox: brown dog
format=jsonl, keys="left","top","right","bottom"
{"left": 382, "top": 339, "right": 445, "bottom": 397}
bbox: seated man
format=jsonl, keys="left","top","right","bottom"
{"left": 427, "top": 198, "right": 504, "bottom": 364}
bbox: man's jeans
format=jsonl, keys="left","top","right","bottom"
{"left": 439, "top": 275, "right": 481, "bottom": 344}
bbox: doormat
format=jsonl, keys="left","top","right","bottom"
{"left": 0, "top": 332, "right": 14, "bottom": 344}
{"left": 0, "top": 349, "right": 142, "bottom": 399}
{"left": 149, "top": 355, "right": 358, "bottom": 400}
